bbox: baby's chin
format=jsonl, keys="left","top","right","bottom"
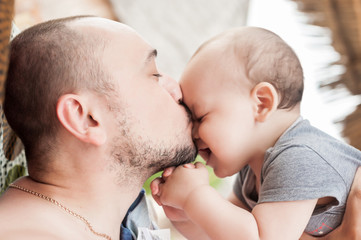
{"left": 213, "top": 167, "right": 232, "bottom": 178}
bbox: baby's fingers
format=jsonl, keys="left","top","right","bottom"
{"left": 150, "top": 178, "right": 163, "bottom": 206}
{"left": 162, "top": 167, "right": 175, "bottom": 179}
{"left": 194, "top": 161, "right": 207, "bottom": 169}
{"left": 150, "top": 177, "right": 162, "bottom": 196}
{"left": 183, "top": 163, "right": 196, "bottom": 169}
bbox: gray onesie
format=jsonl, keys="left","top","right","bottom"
{"left": 233, "top": 117, "right": 361, "bottom": 236}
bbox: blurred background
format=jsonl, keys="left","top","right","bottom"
{"left": 12, "top": 0, "right": 361, "bottom": 239}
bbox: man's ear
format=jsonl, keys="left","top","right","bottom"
{"left": 251, "top": 82, "right": 279, "bottom": 122}
{"left": 56, "top": 94, "right": 106, "bottom": 146}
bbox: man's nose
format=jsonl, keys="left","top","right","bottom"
{"left": 159, "top": 74, "right": 183, "bottom": 103}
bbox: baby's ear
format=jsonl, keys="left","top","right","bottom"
{"left": 251, "top": 82, "right": 279, "bottom": 122}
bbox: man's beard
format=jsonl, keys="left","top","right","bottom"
{"left": 109, "top": 120, "right": 197, "bottom": 183}
{"left": 146, "top": 141, "right": 198, "bottom": 173}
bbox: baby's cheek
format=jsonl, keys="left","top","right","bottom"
{"left": 198, "top": 123, "right": 212, "bottom": 141}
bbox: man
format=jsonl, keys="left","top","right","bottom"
{"left": 0, "top": 16, "right": 196, "bottom": 239}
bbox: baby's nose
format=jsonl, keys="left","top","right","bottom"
{"left": 192, "top": 121, "right": 200, "bottom": 140}
{"left": 158, "top": 74, "right": 182, "bottom": 103}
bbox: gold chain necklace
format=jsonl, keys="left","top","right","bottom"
{"left": 9, "top": 183, "right": 112, "bottom": 240}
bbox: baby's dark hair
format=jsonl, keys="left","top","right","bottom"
{"left": 195, "top": 26, "right": 304, "bottom": 110}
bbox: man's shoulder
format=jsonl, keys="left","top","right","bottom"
{"left": 0, "top": 191, "right": 91, "bottom": 240}
{"left": 0, "top": 228, "right": 65, "bottom": 240}
{"left": 0, "top": 212, "right": 90, "bottom": 240}
{"left": 0, "top": 202, "right": 63, "bottom": 240}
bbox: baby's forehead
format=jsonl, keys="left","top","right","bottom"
{"left": 191, "top": 44, "right": 238, "bottom": 72}
{"left": 182, "top": 54, "right": 248, "bottom": 92}
{"left": 180, "top": 34, "right": 253, "bottom": 91}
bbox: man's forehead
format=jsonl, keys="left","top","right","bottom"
{"left": 71, "top": 17, "right": 153, "bottom": 55}
{"left": 69, "top": 17, "right": 158, "bottom": 72}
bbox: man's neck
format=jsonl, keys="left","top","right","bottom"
{"left": 16, "top": 168, "right": 144, "bottom": 240}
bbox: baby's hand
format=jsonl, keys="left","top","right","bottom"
{"left": 152, "top": 162, "right": 209, "bottom": 210}
{"left": 151, "top": 166, "right": 190, "bottom": 222}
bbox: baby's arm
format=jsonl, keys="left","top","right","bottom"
{"left": 155, "top": 162, "right": 318, "bottom": 240}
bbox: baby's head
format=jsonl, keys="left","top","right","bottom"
{"left": 180, "top": 27, "right": 304, "bottom": 177}
{"left": 183, "top": 26, "right": 304, "bottom": 110}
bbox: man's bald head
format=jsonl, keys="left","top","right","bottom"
{"left": 4, "top": 16, "right": 112, "bottom": 161}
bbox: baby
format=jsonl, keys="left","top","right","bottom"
{"left": 151, "top": 27, "right": 361, "bottom": 239}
